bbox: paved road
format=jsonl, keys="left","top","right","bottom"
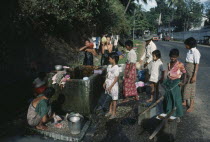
{"left": 156, "top": 41, "right": 210, "bottom": 142}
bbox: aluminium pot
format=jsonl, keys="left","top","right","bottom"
{"left": 67, "top": 113, "right": 84, "bottom": 135}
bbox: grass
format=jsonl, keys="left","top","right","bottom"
{"left": 118, "top": 40, "right": 144, "bottom": 64}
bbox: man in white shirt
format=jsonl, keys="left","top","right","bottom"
{"left": 183, "top": 37, "right": 201, "bottom": 113}
{"left": 186, "top": 47, "right": 201, "bottom": 64}
{"left": 139, "top": 34, "right": 157, "bottom": 68}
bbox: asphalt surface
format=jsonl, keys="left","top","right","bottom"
{"left": 1, "top": 41, "right": 210, "bottom": 142}
{"left": 156, "top": 41, "right": 210, "bottom": 142}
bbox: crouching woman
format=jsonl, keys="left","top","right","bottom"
{"left": 27, "top": 87, "right": 55, "bottom": 130}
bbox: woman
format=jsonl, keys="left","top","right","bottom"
{"left": 183, "top": 37, "right": 201, "bottom": 112}
{"left": 123, "top": 40, "right": 139, "bottom": 102}
{"left": 80, "top": 39, "right": 96, "bottom": 66}
{"left": 27, "top": 87, "right": 55, "bottom": 130}
{"left": 101, "top": 36, "right": 113, "bottom": 66}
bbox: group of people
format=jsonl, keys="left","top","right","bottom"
{"left": 103, "top": 35, "right": 200, "bottom": 120}
{"left": 79, "top": 35, "right": 119, "bottom": 66}
{"left": 27, "top": 34, "right": 200, "bottom": 129}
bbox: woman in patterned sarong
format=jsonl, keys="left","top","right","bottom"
{"left": 123, "top": 40, "right": 139, "bottom": 102}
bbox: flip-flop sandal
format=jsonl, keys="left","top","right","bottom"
{"left": 35, "top": 126, "right": 44, "bottom": 130}
{"left": 109, "top": 115, "right": 116, "bottom": 120}
{"left": 122, "top": 99, "right": 129, "bottom": 103}
{"left": 105, "top": 113, "right": 112, "bottom": 117}
{"left": 36, "top": 125, "right": 48, "bottom": 130}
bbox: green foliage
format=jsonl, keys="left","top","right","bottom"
{"left": 172, "top": 0, "right": 204, "bottom": 31}
{"left": 144, "top": 0, "right": 204, "bottom": 32}
{"left": 18, "top": 0, "right": 131, "bottom": 37}
{"left": 204, "top": 1, "right": 210, "bottom": 26}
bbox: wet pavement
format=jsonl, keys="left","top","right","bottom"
{"left": 1, "top": 41, "right": 210, "bottom": 142}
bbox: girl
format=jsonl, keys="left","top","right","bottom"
{"left": 147, "top": 50, "right": 165, "bottom": 102}
{"left": 183, "top": 37, "right": 201, "bottom": 112}
{"left": 103, "top": 52, "right": 119, "bottom": 119}
{"left": 162, "top": 48, "right": 186, "bottom": 119}
{"left": 123, "top": 40, "right": 139, "bottom": 102}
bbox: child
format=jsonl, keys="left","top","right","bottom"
{"left": 147, "top": 50, "right": 165, "bottom": 102}
{"left": 162, "top": 48, "right": 186, "bottom": 119}
{"left": 183, "top": 37, "right": 201, "bottom": 112}
{"left": 103, "top": 52, "right": 119, "bottom": 119}
{"left": 33, "top": 72, "right": 47, "bottom": 96}
{"left": 123, "top": 40, "right": 139, "bottom": 102}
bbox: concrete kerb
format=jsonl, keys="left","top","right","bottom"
{"left": 139, "top": 39, "right": 210, "bottom": 48}
{"left": 28, "top": 120, "right": 91, "bottom": 142}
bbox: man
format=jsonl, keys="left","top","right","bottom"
{"left": 139, "top": 34, "right": 157, "bottom": 68}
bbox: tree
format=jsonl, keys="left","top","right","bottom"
{"left": 204, "top": 1, "right": 210, "bottom": 26}
{"left": 173, "top": 0, "right": 204, "bottom": 31}
{"left": 17, "top": 0, "right": 131, "bottom": 37}
{"left": 120, "top": 0, "right": 148, "bottom": 14}
{"left": 151, "top": 0, "right": 204, "bottom": 32}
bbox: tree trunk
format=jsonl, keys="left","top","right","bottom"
{"left": 124, "top": 0, "right": 132, "bottom": 14}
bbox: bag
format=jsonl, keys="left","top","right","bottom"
{"left": 137, "top": 70, "right": 145, "bottom": 81}
{"left": 101, "top": 94, "right": 112, "bottom": 111}
{"left": 96, "top": 93, "right": 112, "bottom": 112}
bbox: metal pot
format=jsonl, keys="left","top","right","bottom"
{"left": 67, "top": 113, "right": 83, "bottom": 135}
{"left": 55, "top": 65, "right": 63, "bottom": 71}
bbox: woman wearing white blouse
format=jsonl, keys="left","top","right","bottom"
{"left": 123, "top": 40, "right": 139, "bottom": 102}
{"left": 183, "top": 37, "right": 201, "bottom": 112}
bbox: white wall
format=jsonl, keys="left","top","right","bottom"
{"left": 173, "top": 29, "right": 210, "bottom": 41}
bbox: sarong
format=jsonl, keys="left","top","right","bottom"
{"left": 183, "top": 63, "right": 196, "bottom": 100}
{"left": 101, "top": 50, "right": 109, "bottom": 66}
{"left": 27, "top": 103, "right": 42, "bottom": 127}
{"left": 123, "top": 63, "right": 138, "bottom": 97}
{"left": 83, "top": 51, "right": 93, "bottom": 65}
{"left": 27, "top": 100, "right": 51, "bottom": 126}
{"left": 162, "top": 79, "right": 183, "bottom": 117}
